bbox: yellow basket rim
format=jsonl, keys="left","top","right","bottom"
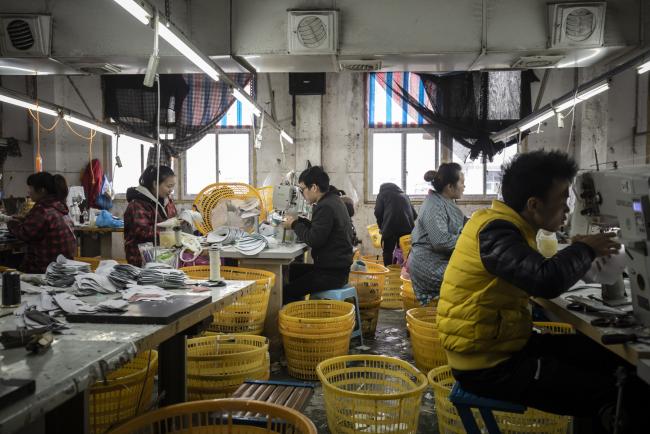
{"left": 279, "top": 327, "right": 353, "bottom": 339}
{"left": 406, "top": 308, "right": 437, "bottom": 326}
{"left": 349, "top": 263, "right": 390, "bottom": 275}
{"left": 316, "top": 355, "right": 428, "bottom": 401}
{"left": 407, "top": 323, "right": 439, "bottom": 340}
{"left": 280, "top": 300, "right": 356, "bottom": 322}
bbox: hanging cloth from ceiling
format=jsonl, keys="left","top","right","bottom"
{"left": 103, "top": 73, "right": 252, "bottom": 166}
{"left": 374, "top": 70, "right": 537, "bottom": 161}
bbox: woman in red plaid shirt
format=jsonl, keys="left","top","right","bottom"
{"left": 4, "top": 172, "right": 77, "bottom": 273}
{"left": 123, "top": 165, "right": 177, "bottom": 266}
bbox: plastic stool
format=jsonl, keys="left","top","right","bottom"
{"left": 310, "top": 286, "right": 364, "bottom": 347}
{"left": 449, "top": 383, "right": 526, "bottom": 434}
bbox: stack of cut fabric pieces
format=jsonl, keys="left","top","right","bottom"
{"left": 73, "top": 274, "right": 119, "bottom": 296}
{"left": 137, "top": 268, "right": 187, "bottom": 289}
{"left": 108, "top": 264, "right": 142, "bottom": 289}
{"left": 45, "top": 255, "right": 92, "bottom": 287}
{"left": 235, "top": 233, "right": 269, "bottom": 256}
{"left": 207, "top": 226, "right": 247, "bottom": 244}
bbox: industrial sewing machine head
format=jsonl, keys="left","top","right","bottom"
{"left": 570, "top": 168, "right": 650, "bottom": 325}
{"left": 269, "top": 172, "right": 310, "bottom": 243}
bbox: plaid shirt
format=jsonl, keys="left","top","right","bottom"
{"left": 123, "top": 187, "right": 177, "bottom": 266}
{"left": 7, "top": 196, "right": 77, "bottom": 274}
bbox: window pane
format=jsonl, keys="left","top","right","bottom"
{"left": 112, "top": 136, "right": 149, "bottom": 195}
{"left": 406, "top": 133, "right": 436, "bottom": 195}
{"left": 372, "top": 132, "right": 402, "bottom": 195}
{"left": 186, "top": 134, "right": 217, "bottom": 195}
{"left": 218, "top": 133, "right": 250, "bottom": 183}
{"left": 219, "top": 82, "right": 253, "bottom": 128}
{"left": 486, "top": 144, "right": 517, "bottom": 196}
{"left": 452, "top": 143, "right": 484, "bottom": 195}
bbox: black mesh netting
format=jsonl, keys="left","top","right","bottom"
{"left": 375, "top": 70, "right": 537, "bottom": 162}
{"left": 103, "top": 73, "right": 252, "bottom": 166}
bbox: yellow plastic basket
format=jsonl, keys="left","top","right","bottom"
{"left": 428, "top": 366, "right": 571, "bottom": 434}
{"left": 400, "top": 276, "right": 420, "bottom": 311}
{"left": 181, "top": 266, "right": 275, "bottom": 334}
{"left": 406, "top": 307, "right": 438, "bottom": 336}
{"left": 399, "top": 235, "right": 412, "bottom": 260}
{"left": 281, "top": 328, "right": 353, "bottom": 380}
{"left": 367, "top": 223, "right": 382, "bottom": 249}
{"left": 193, "top": 182, "right": 266, "bottom": 235}
{"left": 407, "top": 323, "right": 447, "bottom": 372}
{"left": 187, "top": 335, "right": 270, "bottom": 400}
{"left": 74, "top": 256, "right": 101, "bottom": 271}
{"left": 381, "top": 265, "right": 403, "bottom": 309}
{"left": 360, "top": 254, "right": 383, "bottom": 264}
{"left": 533, "top": 321, "right": 575, "bottom": 335}
{"left": 279, "top": 300, "right": 356, "bottom": 335}
{"left": 317, "top": 355, "right": 428, "bottom": 434}
{"left": 89, "top": 350, "right": 158, "bottom": 434}
{"left": 107, "top": 399, "right": 318, "bottom": 434}
{"left": 348, "top": 262, "right": 389, "bottom": 304}
{"left": 359, "top": 298, "right": 382, "bottom": 338}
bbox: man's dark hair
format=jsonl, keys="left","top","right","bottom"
{"left": 298, "top": 166, "right": 329, "bottom": 192}
{"left": 501, "top": 150, "right": 578, "bottom": 212}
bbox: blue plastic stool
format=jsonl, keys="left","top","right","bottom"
{"left": 449, "top": 383, "right": 526, "bottom": 434}
{"left": 310, "top": 286, "right": 364, "bottom": 347}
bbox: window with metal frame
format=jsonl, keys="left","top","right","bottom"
{"left": 111, "top": 135, "right": 153, "bottom": 195}
{"left": 452, "top": 140, "right": 518, "bottom": 197}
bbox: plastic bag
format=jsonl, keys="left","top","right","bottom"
{"left": 138, "top": 242, "right": 179, "bottom": 268}
{"left": 95, "top": 210, "right": 124, "bottom": 228}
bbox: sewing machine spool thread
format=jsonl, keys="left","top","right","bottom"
{"left": 1, "top": 272, "right": 21, "bottom": 307}
{"left": 209, "top": 246, "right": 221, "bottom": 281}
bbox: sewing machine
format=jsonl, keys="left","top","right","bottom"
{"left": 570, "top": 167, "right": 650, "bottom": 326}
{"left": 270, "top": 184, "right": 310, "bottom": 243}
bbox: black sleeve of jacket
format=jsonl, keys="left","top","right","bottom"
{"left": 292, "top": 204, "right": 334, "bottom": 249}
{"left": 478, "top": 220, "right": 596, "bottom": 298}
{"left": 374, "top": 195, "right": 384, "bottom": 229}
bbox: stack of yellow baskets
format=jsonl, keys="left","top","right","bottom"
{"left": 407, "top": 307, "right": 447, "bottom": 372}
{"left": 428, "top": 322, "right": 574, "bottom": 434}
{"left": 89, "top": 350, "right": 158, "bottom": 434}
{"left": 381, "top": 264, "right": 403, "bottom": 309}
{"left": 317, "top": 355, "right": 428, "bottom": 434}
{"left": 186, "top": 334, "right": 269, "bottom": 400}
{"left": 360, "top": 254, "right": 382, "bottom": 264}
{"left": 180, "top": 266, "right": 275, "bottom": 334}
{"left": 400, "top": 275, "right": 420, "bottom": 311}
{"left": 348, "top": 262, "right": 389, "bottom": 338}
{"left": 279, "top": 300, "right": 355, "bottom": 380}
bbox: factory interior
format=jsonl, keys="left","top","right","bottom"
{"left": 0, "top": 0, "right": 650, "bottom": 433}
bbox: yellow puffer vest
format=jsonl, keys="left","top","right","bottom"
{"left": 436, "top": 200, "right": 537, "bottom": 371}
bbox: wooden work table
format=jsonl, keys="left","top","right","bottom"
{"left": 0, "top": 280, "right": 254, "bottom": 434}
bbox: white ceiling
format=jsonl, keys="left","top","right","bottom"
{"left": 0, "top": 0, "right": 646, "bottom": 75}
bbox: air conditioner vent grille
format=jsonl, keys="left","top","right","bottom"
{"left": 7, "top": 19, "right": 34, "bottom": 50}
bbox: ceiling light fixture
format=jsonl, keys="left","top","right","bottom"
{"left": 554, "top": 82, "right": 609, "bottom": 112}
{"left": 63, "top": 114, "right": 115, "bottom": 136}
{"left": 0, "top": 92, "right": 58, "bottom": 117}
{"left": 158, "top": 21, "right": 219, "bottom": 81}
{"left": 637, "top": 60, "right": 650, "bottom": 75}
{"left": 112, "top": 0, "right": 152, "bottom": 25}
{"left": 280, "top": 130, "right": 294, "bottom": 144}
{"left": 232, "top": 88, "right": 261, "bottom": 117}
{"left": 518, "top": 110, "right": 555, "bottom": 133}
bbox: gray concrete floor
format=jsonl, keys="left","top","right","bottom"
{"left": 271, "top": 308, "right": 438, "bottom": 433}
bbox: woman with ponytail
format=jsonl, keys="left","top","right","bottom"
{"left": 123, "top": 165, "right": 177, "bottom": 266}
{"left": 408, "top": 164, "right": 465, "bottom": 305}
{"left": 2, "top": 172, "right": 77, "bottom": 273}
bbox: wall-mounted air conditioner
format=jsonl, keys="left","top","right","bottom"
{"left": 548, "top": 2, "right": 606, "bottom": 49}
{"left": 0, "top": 15, "right": 51, "bottom": 57}
{"left": 288, "top": 11, "right": 338, "bottom": 55}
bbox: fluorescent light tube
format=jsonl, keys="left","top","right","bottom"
{"left": 158, "top": 21, "right": 220, "bottom": 82}
{"left": 112, "top": 0, "right": 151, "bottom": 25}
{"left": 64, "top": 115, "right": 115, "bottom": 136}
{"left": 233, "top": 89, "right": 261, "bottom": 117}
{"left": 280, "top": 130, "right": 294, "bottom": 144}
{"left": 518, "top": 110, "right": 555, "bottom": 133}
{"left": 638, "top": 60, "right": 650, "bottom": 75}
{"left": 555, "top": 82, "right": 609, "bottom": 112}
{"left": 0, "top": 94, "right": 58, "bottom": 117}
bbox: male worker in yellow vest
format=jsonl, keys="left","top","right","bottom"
{"left": 437, "top": 150, "right": 649, "bottom": 433}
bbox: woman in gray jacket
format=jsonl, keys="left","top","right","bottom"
{"left": 408, "top": 163, "right": 465, "bottom": 305}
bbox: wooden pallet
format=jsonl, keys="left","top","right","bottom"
{"left": 232, "top": 380, "right": 315, "bottom": 413}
